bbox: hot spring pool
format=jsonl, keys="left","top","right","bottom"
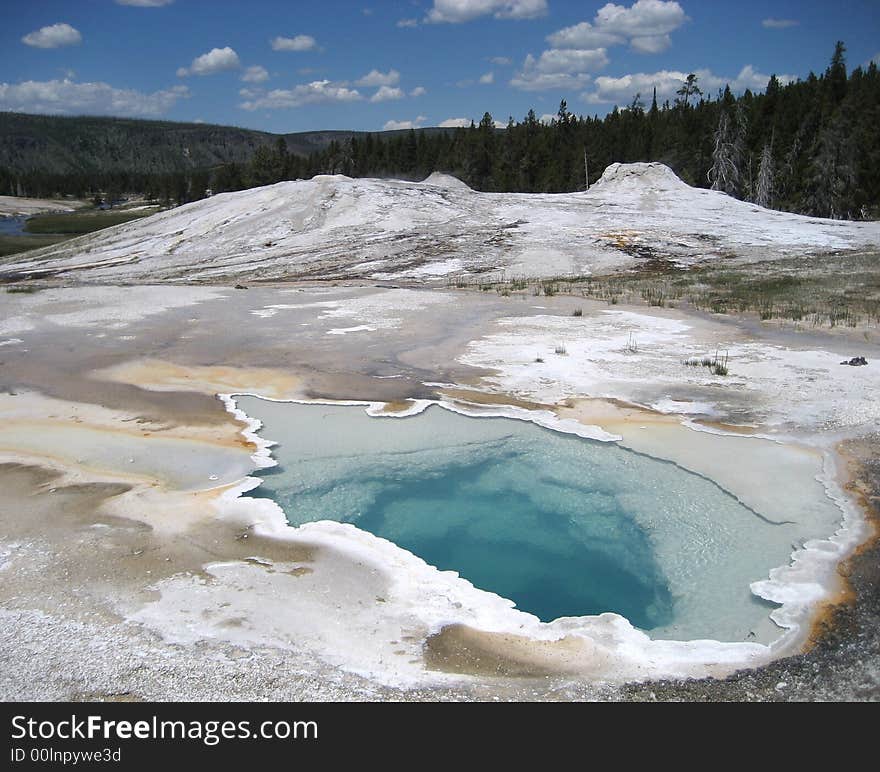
{"left": 237, "top": 397, "right": 842, "bottom": 644}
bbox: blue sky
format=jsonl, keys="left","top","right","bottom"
{"left": 1, "top": 1, "right": 878, "bottom": 133}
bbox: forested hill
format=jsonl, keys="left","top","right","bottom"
{"left": 1, "top": 42, "right": 877, "bottom": 219}
{"left": 0, "top": 112, "right": 364, "bottom": 175}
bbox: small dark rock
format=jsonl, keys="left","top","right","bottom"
{"left": 840, "top": 356, "right": 868, "bottom": 366}
{"left": 234, "top": 284, "right": 248, "bottom": 290}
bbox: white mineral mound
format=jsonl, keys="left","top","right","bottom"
{"left": 421, "top": 172, "right": 473, "bottom": 190}
{"left": 3, "top": 164, "right": 877, "bottom": 284}
{"left": 592, "top": 161, "right": 687, "bottom": 192}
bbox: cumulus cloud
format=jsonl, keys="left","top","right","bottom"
{"left": 355, "top": 69, "right": 400, "bottom": 87}
{"left": 271, "top": 35, "right": 318, "bottom": 52}
{"left": 762, "top": 18, "right": 799, "bottom": 29}
{"left": 383, "top": 115, "right": 427, "bottom": 130}
{"left": 410, "top": 86, "right": 427, "bottom": 96}
{"left": 177, "top": 47, "right": 240, "bottom": 77}
{"left": 241, "top": 64, "right": 269, "bottom": 83}
{"left": 397, "top": 18, "right": 419, "bottom": 28}
{"left": 21, "top": 23, "right": 82, "bottom": 49}
{"left": 479, "top": 71, "right": 495, "bottom": 84}
{"left": 241, "top": 65, "right": 269, "bottom": 83}
{"left": 0, "top": 78, "right": 188, "bottom": 117}
{"left": 582, "top": 65, "right": 797, "bottom": 104}
{"left": 548, "top": 1, "right": 687, "bottom": 54}
{"left": 239, "top": 80, "right": 362, "bottom": 110}
{"left": 510, "top": 49, "right": 607, "bottom": 90}
{"left": 596, "top": 0, "right": 686, "bottom": 37}
{"left": 511, "top": 71, "right": 593, "bottom": 91}
{"left": 439, "top": 117, "right": 472, "bottom": 127}
{"left": 370, "top": 86, "right": 404, "bottom": 102}
{"left": 115, "top": 0, "right": 174, "bottom": 5}
{"left": 534, "top": 48, "right": 609, "bottom": 73}
{"left": 546, "top": 23, "right": 620, "bottom": 49}
{"left": 426, "top": 0, "right": 548, "bottom": 24}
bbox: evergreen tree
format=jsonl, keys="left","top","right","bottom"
{"left": 676, "top": 73, "right": 703, "bottom": 109}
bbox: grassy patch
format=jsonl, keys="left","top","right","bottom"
{"left": 24, "top": 210, "right": 153, "bottom": 235}
{"left": 683, "top": 350, "right": 730, "bottom": 376}
{"left": 4, "top": 284, "right": 42, "bottom": 294}
{"left": 449, "top": 251, "right": 880, "bottom": 331}
{"left": 0, "top": 234, "right": 69, "bottom": 257}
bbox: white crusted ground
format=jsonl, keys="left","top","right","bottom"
{"left": 3, "top": 163, "right": 878, "bottom": 283}
{"left": 0, "top": 196, "right": 80, "bottom": 217}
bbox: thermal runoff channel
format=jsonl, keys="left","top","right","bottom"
{"left": 240, "top": 398, "right": 840, "bottom": 644}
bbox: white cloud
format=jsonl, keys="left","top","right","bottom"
{"left": 510, "top": 49, "right": 607, "bottom": 91}
{"left": 490, "top": 56, "right": 513, "bottom": 65}
{"left": 762, "top": 18, "right": 799, "bottom": 29}
{"left": 177, "top": 47, "right": 240, "bottom": 77}
{"left": 539, "top": 113, "right": 556, "bottom": 124}
{"left": 629, "top": 34, "right": 671, "bottom": 53}
{"left": 479, "top": 72, "right": 495, "bottom": 84}
{"left": 410, "top": 86, "right": 427, "bottom": 96}
{"left": 511, "top": 71, "right": 593, "bottom": 91}
{"left": 533, "top": 48, "right": 609, "bottom": 73}
{"left": 355, "top": 69, "right": 400, "bottom": 87}
{"left": 370, "top": 86, "right": 404, "bottom": 102}
{"left": 548, "top": 1, "right": 687, "bottom": 54}
{"left": 271, "top": 35, "right": 318, "bottom": 52}
{"left": 115, "top": 0, "right": 174, "bottom": 6}
{"left": 581, "top": 65, "right": 797, "bottom": 104}
{"left": 383, "top": 115, "right": 427, "bottom": 130}
{"left": 426, "top": 0, "right": 548, "bottom": 24}
{"left": 241, "top": 65, "right": 269, "bottom": 83}
{"left": 596, "top": 0, "right": 686, "bottom": 37}
{"left": 0, "top": 78, "right": 188, "bottom": 117}
{"left": 439, "top": 117, "right": 472, "bottom": 127}
{"left": 397, "top": 18, "right": 419, "bottom": 28}
{"left": 239, "top": 80, "right": 362, "bottom": 111}
{"left": 872, "top": 52, "right": 880, "bottom": 66}
{"left": 21, "top": 23, "right": 82, "bottom": 49}
{"left": 583, "top": 69, "right": 685, "bottom": 104}
{"left": 727, "top": 64, "right": 797, "bottom": 91}
{"left": 546, "top": 22, "right": 621, "bottom": 49}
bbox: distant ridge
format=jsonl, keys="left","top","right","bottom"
{"left": 0, "top": 112, "right": 446, "bottom": 175}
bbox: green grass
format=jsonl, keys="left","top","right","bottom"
{"left": 4, "top": 284, "right": 42, "bottom": 293}
{"left": 24, "top": 210, "right": 153, "bottom": 235}
{"left": 0, "top": 234, "right": 69, "bottom": 257}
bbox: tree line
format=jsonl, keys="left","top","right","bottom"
{"left": 1, "top": 42, "right": 876, "bottom": 219}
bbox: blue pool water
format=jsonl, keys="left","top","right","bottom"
{"left": 238, "top": 398, "right": 830, "bottom": 642}
{"left": 0, "top": 216, "right": 28, "bottom": 236}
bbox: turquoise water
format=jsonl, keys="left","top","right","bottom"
{"left": 239, "top": 398, "right": 829, "bottom": 642}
